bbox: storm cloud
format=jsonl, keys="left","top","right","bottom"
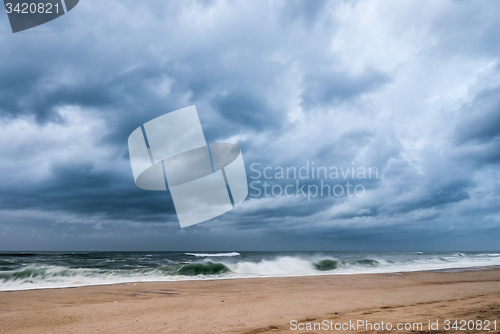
{"left": 0, "top": 0, "right": 499, "bottom": 251}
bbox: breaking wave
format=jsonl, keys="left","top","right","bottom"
{"left": 185, "top": 252, "right": 240, "bottom": 257}
{"left": 1, "top": 251, "right": 499, "bottom": 291}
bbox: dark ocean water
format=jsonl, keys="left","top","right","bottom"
{"left": 0, "top": 251, "right": 499, "bottom": 291}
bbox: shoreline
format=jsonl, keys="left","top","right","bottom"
{"left": 1, "top": 266, "right": 499, "bottom": 333}
{"left": 1, "top": 264, "right": 499, "bottom": 293}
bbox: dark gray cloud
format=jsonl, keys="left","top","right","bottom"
{"left": 0, "top": 0, "right": 499, "bottom": 251}
{"left": 454, "top": 86, "right": 500, "bottom": 145}
{"left": 301, "top": 68, "right": 390, "bottom": 109}
{"left": 280, "top": 0, "right": 329, "bottom": 27}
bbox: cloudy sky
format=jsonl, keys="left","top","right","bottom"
{"left": 0, "top": 0, "right": 499, "bottom": 251}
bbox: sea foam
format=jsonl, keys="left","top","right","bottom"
{"left": 1, "top": 251, "right": 499, "bottom": 291}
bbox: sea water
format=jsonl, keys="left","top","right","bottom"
{"left": 0, "top": 251, "right": 499, "bottom": 291}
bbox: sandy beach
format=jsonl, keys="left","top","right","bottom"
{"left": 0, "top": 267, "right": 499, "bottom": 334}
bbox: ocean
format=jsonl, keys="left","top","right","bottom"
{"left": 0, "top": 251, "right": 499, "bottom": 291}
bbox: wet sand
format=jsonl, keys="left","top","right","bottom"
{"left": 0, "top": 267, "right": 499, "bottom": 333}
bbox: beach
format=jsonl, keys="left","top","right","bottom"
{"left": 0, "top": 267, "right": 499, "bottom": 333}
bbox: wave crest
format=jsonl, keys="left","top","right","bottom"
{"left": 177, "top": 262, "right": 230, "bottom": 276}
{"left": 185, "top": 252, "right": 240, "bottom": 257}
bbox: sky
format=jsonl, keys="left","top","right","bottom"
{"left": 0, "top": 0, "right": 499, "bottom": 251}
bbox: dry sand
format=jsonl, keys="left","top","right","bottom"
{"left": 0, "top": 267, "right": 499, "bottom": 333}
